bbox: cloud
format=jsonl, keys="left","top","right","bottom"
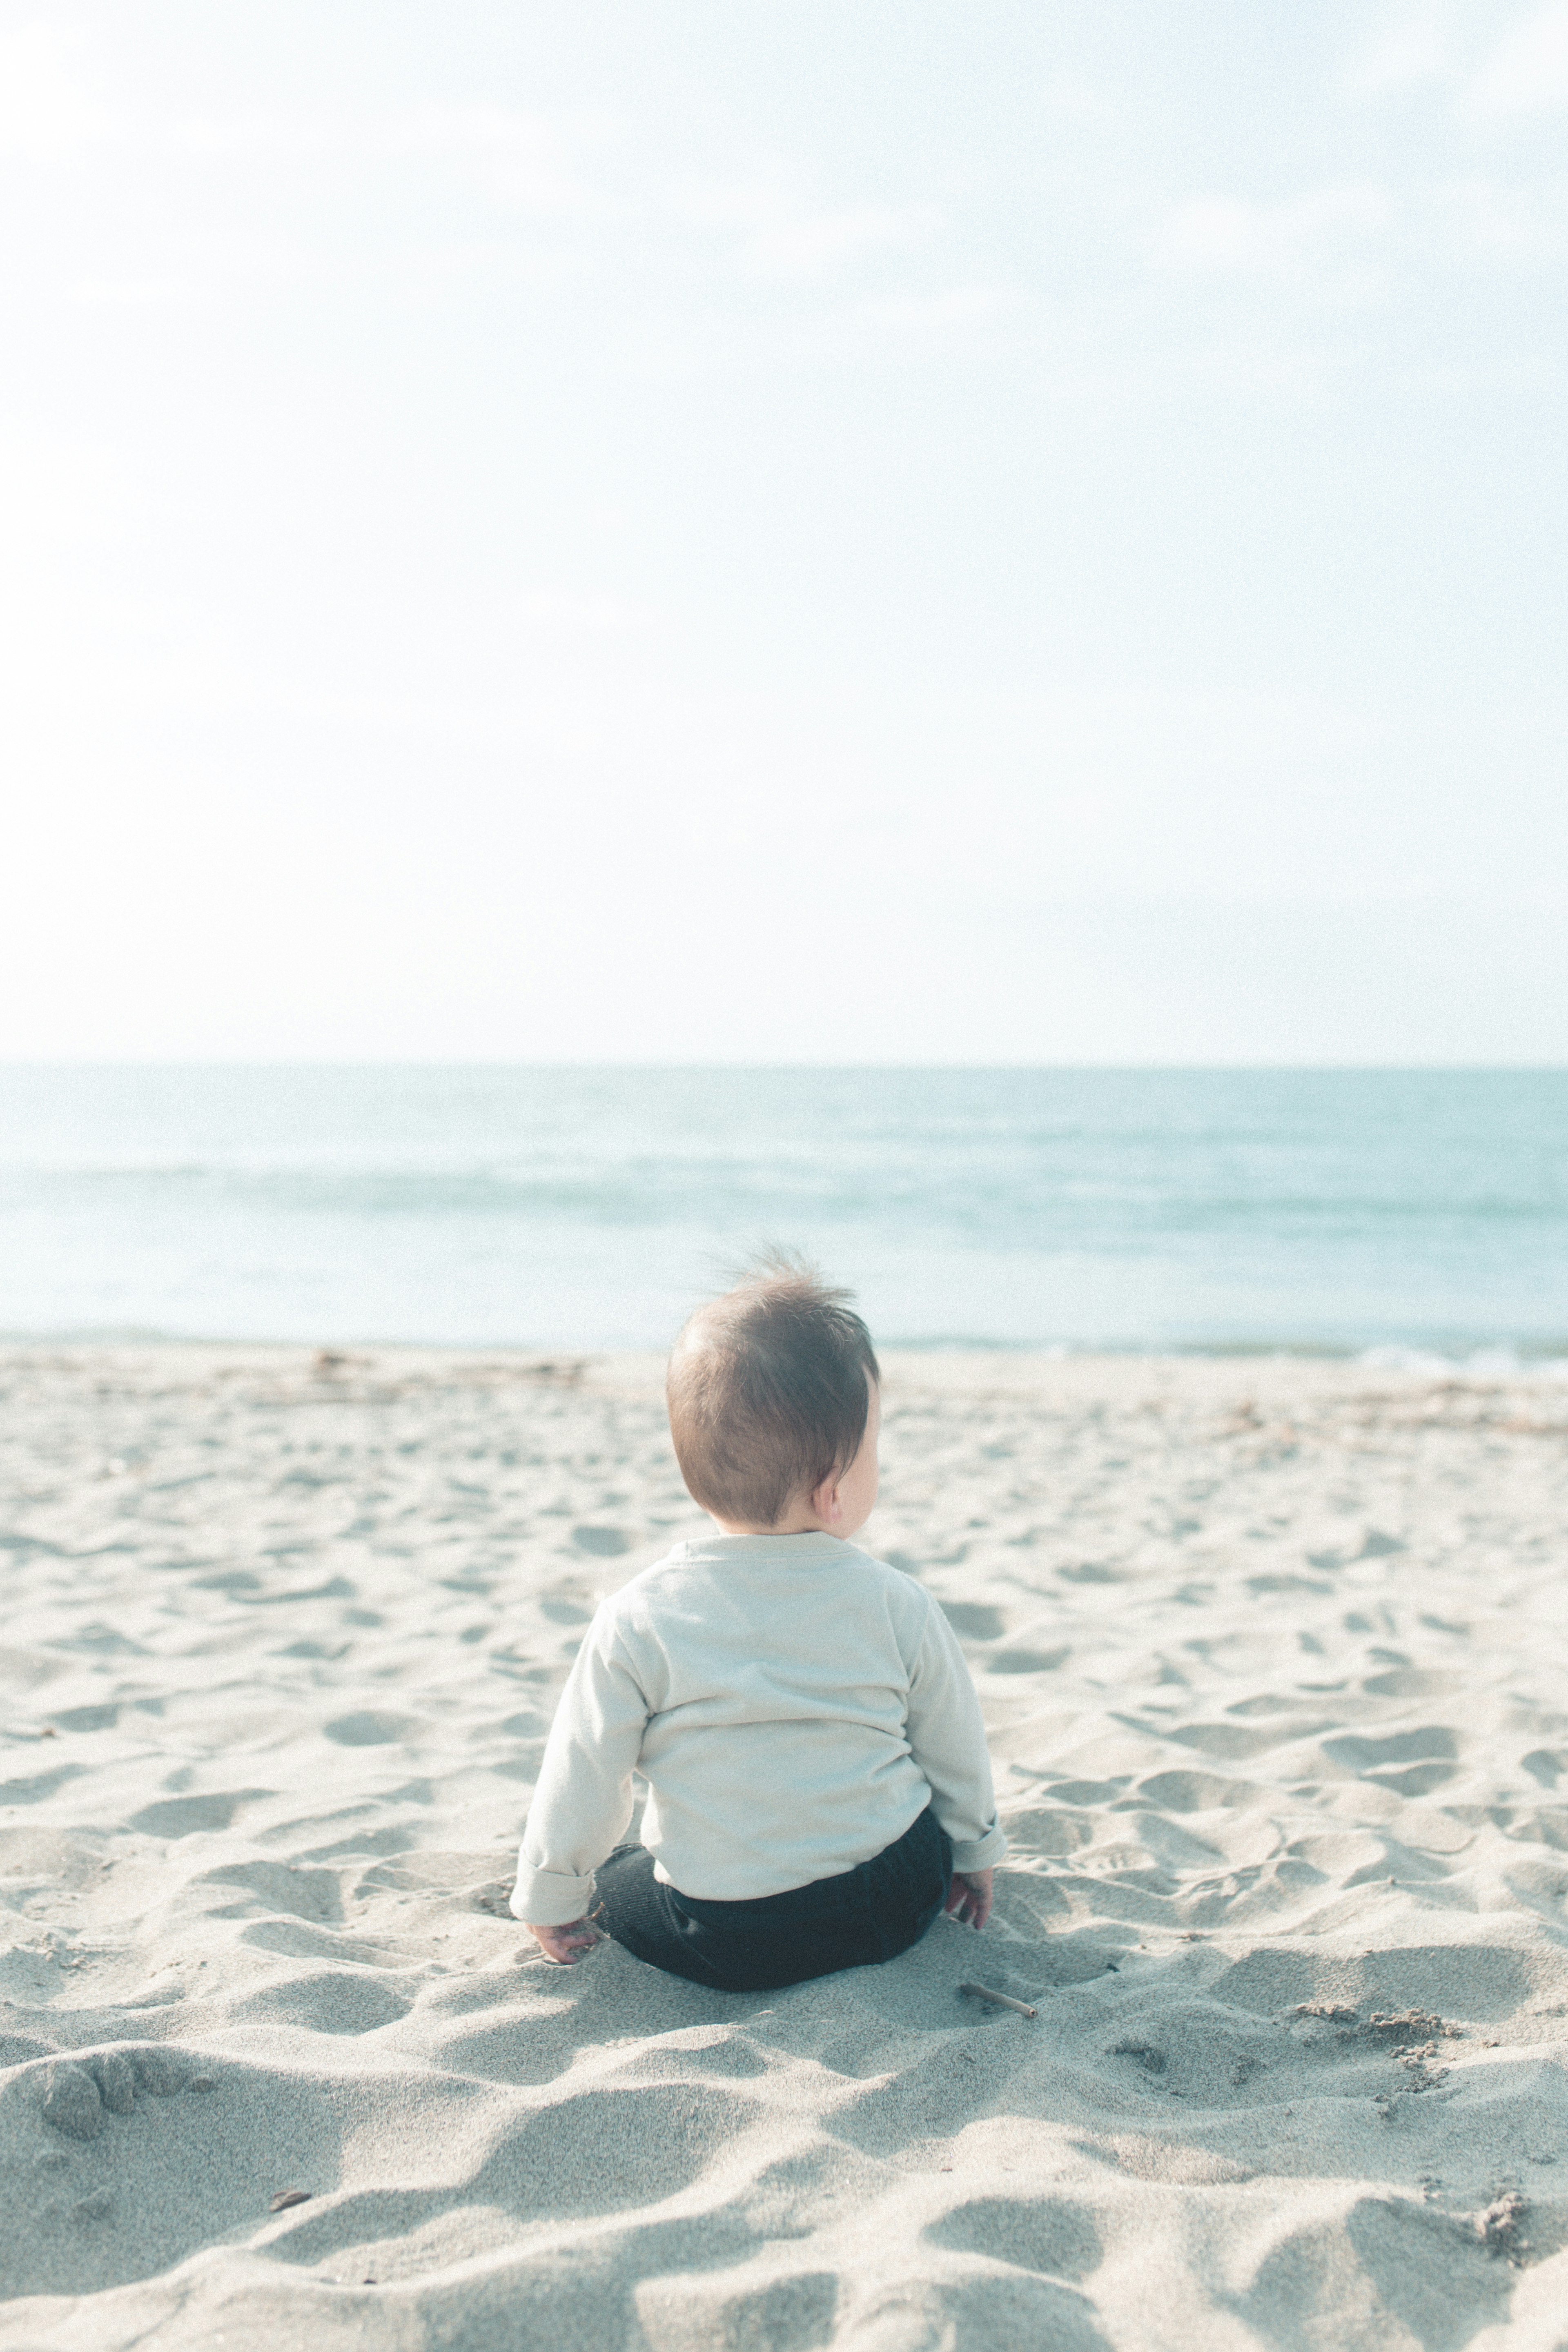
{"left": 1440, "top": 172, "right": 1568, "bottom": 259}
{"left": 515, "top": 590, "right": 649, "bottom": 636}
{"left": 61, "top": 274, "right": 196, "bottom": 310}
{"left": 1158, "top": 185, "right": 1393, "bottom": 275}
{"left": 0, "top": 20, "right": 109, "bottom": 159}
{"left": 130, "top": 98, "right": 943, "bottom": 300}
{"left": 1472, "top": 0, "right": 1568, "bottom": 112}
{"left": 1346, "top": 14, "right": 1453, "bottom": 98}
{"left": 742, "top": 200, "right": 939, "bottom": 281}
{"left": 1348, "top": 3, "right": 1568, "bottom": 117}
{"left": 164, "top": 101, "right": 613, "bottom": 222}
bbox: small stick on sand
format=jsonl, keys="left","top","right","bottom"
{"left": 959, "top": 1981, "right": 1037, "bottom": 2019}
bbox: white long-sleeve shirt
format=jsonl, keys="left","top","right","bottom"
{"left": 510, "top": 1529, "right": 1007, "bottom": 1927}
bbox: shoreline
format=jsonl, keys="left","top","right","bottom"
{"left": 5, "top": 1332, "right": 1568, "bottom": 1370}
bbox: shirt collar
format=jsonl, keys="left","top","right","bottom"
{"left": 671, "top": 1528, "right": 853, "bottom": 1567}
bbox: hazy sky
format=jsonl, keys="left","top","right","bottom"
{"left": 4, "top": 2, "right": 1565, "bottom": 1063}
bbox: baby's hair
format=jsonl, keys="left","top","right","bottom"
{"left": 667, "top": 1250, "right": 881, "bottom": 1529}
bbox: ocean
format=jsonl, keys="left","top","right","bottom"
{"left": 1, "top": 1066, "right": 1564, "bottom": 1357}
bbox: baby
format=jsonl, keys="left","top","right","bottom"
{"left": 510, "top": 1256, "right": 1006, "bottom": 1992}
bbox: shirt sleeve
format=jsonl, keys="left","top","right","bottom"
{"left": 510, "top": 1605, "right": 651, "bottom": 1925}
{"left": 904, "top": 1596, "right": 1009, "bottom": 1874}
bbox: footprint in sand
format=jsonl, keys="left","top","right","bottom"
{"left": 128, "top": 1791, "right": 268, "bottom": 1836}
{"left": 322, "top": 1712, "right": 415, "bottom": 1747}
{"left": 41, "top": 2062, "right": 103, "bottom": 2140}
{"left": 539, "top": 1589, "right": 595, "bottom": 1626}
{"left": 940, "top": 1603, "right": 1006, "bottom": 1642}
{"left": 926, "top": 2194, "right": 1102, "bottom": 2282}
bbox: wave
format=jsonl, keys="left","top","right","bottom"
{"left": 2, "top": 1067, "right": 1566, "bottom": 1351}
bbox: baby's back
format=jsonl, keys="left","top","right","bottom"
{"left": 607, "top": 1528, "right": 935, "bottom": 1900}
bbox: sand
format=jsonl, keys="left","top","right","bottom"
{"left": 2, "top": 1344, "right": 1567, "bottom": 2350}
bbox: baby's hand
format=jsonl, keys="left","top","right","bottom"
{"left": 526, "top": 1917, "right": 601, "bottom": 1965}
{"left": 944, "top": 1870, "right": 993, "bottom": 1931}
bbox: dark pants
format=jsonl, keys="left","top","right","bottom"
{"left": 592, "top": 1804, "right": 953, "bottom": 1993}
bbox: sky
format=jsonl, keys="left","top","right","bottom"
{"left": 2, "top": 1, "right": 1565, "bottom": 1065}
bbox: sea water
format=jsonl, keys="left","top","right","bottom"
{"left": 1, "top": 1066, "right": 1564, "bottom": 1356}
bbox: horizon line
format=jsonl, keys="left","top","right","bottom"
{"left": 3, "top": 1059, "right": 1566, "bottom": 1077}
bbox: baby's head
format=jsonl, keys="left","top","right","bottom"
{"left": 667, "top": 1254, "right": 882, "bottom": 1537}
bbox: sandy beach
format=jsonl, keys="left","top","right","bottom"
{"left": 2, "top": 1343, "right": 1567, "bottom": 2349}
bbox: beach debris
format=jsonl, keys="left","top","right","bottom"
{"left": 189, "top": 2073, "right": 216, "bottom": 2093}
{"left": 1292, "top": 2002, "right": 1460, "bottom": 2046}
{"left": 1294, "top": 2002, "right": 1459, "bottom": 2094}
{"left": 71, "top": 2189, "right": 114, "bottom": 2225}
{"left": 1477, "top": 2191, "right": 1530, "bottom": 2263}
{"left": 312, "top": 1351, "right": 348, "bottom": 1376}
{"left": 959, "top": 1982, "right": 1037, "bottom": 2019}
{"left": 270, "top": 2188, "right": 312, "bottom": 2213}
{"left": 89, "top": 2051, "right": 136, "bottom": 2115}
{"left": 1366, "top": 2009, "right": 1461, "bottom": 2043}
{"left": 40, "top": 2061, "right": 103, "bottom": 2140}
